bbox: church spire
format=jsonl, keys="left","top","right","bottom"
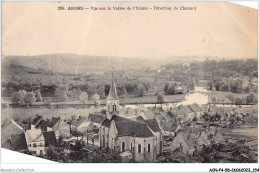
{"left": 107, "top": 67, "right": 119, "bottom": 100}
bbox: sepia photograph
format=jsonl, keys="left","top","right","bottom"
{"left": 0, "top": 1, "right": 259, "bottom": 171}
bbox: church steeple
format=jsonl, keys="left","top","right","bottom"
{"left": 107, "top": 67, "right": 119, "bottom": 100}
{"left": 106, "top": 67, "right": 119, "bottom": 119}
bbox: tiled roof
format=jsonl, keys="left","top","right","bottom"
{"left": 170, "top": 132, "right": 189, "bottom": 153}
{"left": 188, "top": 104, "right": 201, "bottom": 112}
{"left": 102, "top": 115, "right": 154, "bottom": 138}
{"left": 1, "top": 119, "right": 24, "bottom": 149}
{"left": 43, "top": 131, "right": 57, "bottom": 147}
{"left": 102, "top": 115, "right": 129, "bottom": 128}
{"left": 10, "top": 133, "right": 28, "bottom": 151}
{"left": 71, "top": 116, "right": 88, "bottom": 127}
{"left": 31, "top": 115, "right": 43, "bottom": 126}
{"left": 177, "top": 105, "right": 193, "bottom": 115}
{"left": 47, "top": 117, "right": 60, "bottom": 128}
{"left": 35, "top": 119, "right": 49, "bottom": 131}
{"left": 25, "top": 128, "right": 43, "bottom": 143}
{"left": 89, "top": 114, "right": 105, "bottom": 124}
{"left": 142, "top": 111, "right": 156, "bottom": 119}
{"left": 144, "top": 119, "right": 160, "bottom": 132}
{"left": 115, "top": 121, "right": 154, "bottom": 137}
{"left": 160, "top": 121, "right": 177, "bottom": 132}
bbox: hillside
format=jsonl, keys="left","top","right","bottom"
{"left": 2, "top": 54, "right": 162, "bottom": 74}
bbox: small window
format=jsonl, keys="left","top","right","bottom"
{"left": 113, "top": 103, "right": 117, "bottom": 112}
{"left": 33, "top": 143, "right": 36, "bottom": 147}
{"left": 122, "top": 142, "right": 125, "bottom": 152}
{"left": 148, "top": 143, "right": 151, "bottom": 152}
{"left": 130, "top": 142, "right": 133, "bottom": 151}
{"left": 138, "top": 144, "right": 141, "bottom": 153}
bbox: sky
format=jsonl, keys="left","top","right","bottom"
{"left": 2, "top": 1, "right": 258, "bottom": 59}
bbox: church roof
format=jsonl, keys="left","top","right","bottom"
{"left": 107, "top": 81, "right": 119, "bottom": 100}
{"left": 102, "top": 115, "right": 129, "bottom": 128}
{"left": 102, "top": 115, "right": 154, "bottom": 138}
{"left": 107, "top": 69, "right": 119, "bottom": 100}
{"left": 115, "top": 121, "right": 154, "bottom": 137}
{"left": 143, "top": 119, "right": 160, "bottom": 132}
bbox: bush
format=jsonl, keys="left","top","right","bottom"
{"left": 157, "top": 94, "right": 166, "bottom": 104}
{"left": 24, "top": 92, "right": 36, "bottom": 105}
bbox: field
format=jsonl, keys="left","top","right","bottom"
{"left": 210, "top": 91, "right": 249, "bottom": 103}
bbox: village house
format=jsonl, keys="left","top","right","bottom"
{"left": 31, "top": 115, "right": 70, "bottom": 139}
{"left": 160, "top": 121, "right": 181, "bottom": 136}
{"left": 99, "top": 69, "right": 162, "bottom": 162}
{"left": 25, "top": 127, "right": 57, "bottom": 156}
{"left": 24, "top": 116, "right": 57, "bottom": 155}
{"left": 175, "top": 105, "right": 195, "bottom": 121}
{"left": 188, "top": 103, "right": 204, "bottom": 119}
{"left": 47, "top": 117, "right": 70, "bottom": 138}
{"left": 88, "top": 113, "right": 106, "bottom": 130}
{"left": 70, "top": 116, "right": 89, "bottom": 132}
{"left": 1, "top": 119, "right": 28, "bottom": 152}
{"left": 169, "top": 125, "right": 224, "bottom": 157}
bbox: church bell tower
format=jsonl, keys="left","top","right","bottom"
{"left": 106, "top": 67, "right": 119, "bottom": 119}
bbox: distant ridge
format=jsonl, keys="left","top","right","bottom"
{"left": 2, "top": 54, "right": 249, "bottom": 74}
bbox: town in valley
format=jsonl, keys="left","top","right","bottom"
{"left": 1, "top": 56, "right": 258, "bottom": 163}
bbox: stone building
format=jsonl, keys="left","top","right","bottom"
{"left": 99, "top": 69, "right": 161, "bottom": 162}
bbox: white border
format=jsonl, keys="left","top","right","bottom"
{"left": 0, "top": 0, "right": 259, "bottom": 172}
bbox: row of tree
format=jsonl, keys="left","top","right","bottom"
{"left": 11, "top": 90, "right": 42, "bottom": 106}
{"left": 211, "top": 93, "right": 257, "bottom": 105}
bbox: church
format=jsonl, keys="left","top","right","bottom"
{"left": 99, "top": 69, "right": 162, "bottom": 162}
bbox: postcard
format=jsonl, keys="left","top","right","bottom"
{"left": 1, "top": 1, "right": 258, "bottom": 172}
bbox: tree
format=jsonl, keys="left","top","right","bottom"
{"left": 211, "top": 96, "right": 216, "bottom": 104}
{"left": 230, "top": 80, "right": 243, "bottom": 93}
{"left": 79, "top": 92, "right": 88, "bottom": 104}
{"left": 11, "top": 90, "right": 26, "bottom": 105}
{"left": 165, "top": 84, "right": 176, "bottom": 95}
{"left": 246, "top": 93, "right": 256, "bottom": 104}
{"left": 235, "top": 98, "right": 243, "bottom": 105}
{"left": 24, "top": 92, "right": 36, "bottom": 106}
{"left": 87, "top": 84, "right": 97, "bottom": 99}
{"left": 91, "top": 93, "right": 100, "bottom": 105}
{"left": 118, "top": 87, "right": 128, "bottom": 99}
{"left": 97, "top": 86, "right": 105, "bottom": 99}
{"left": 54, "top": 85, "right": 68, "bottom": 102}
{"left": 134, "top": 84, "right": 145, "bottom": 97}
{"left": 35, "top": 90, "right": 43, "bottom": 102}
{"left": 227, "top": 94, "right": 235, "bottom": 105}
{"left": 70, "top": 89, "right": 78, "bottom": 99}
{"left": 157, "top": 94, "right": 166, "bottom": 104}
{"left": 164, "top": 83, "right": 170, "bottom": 94}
